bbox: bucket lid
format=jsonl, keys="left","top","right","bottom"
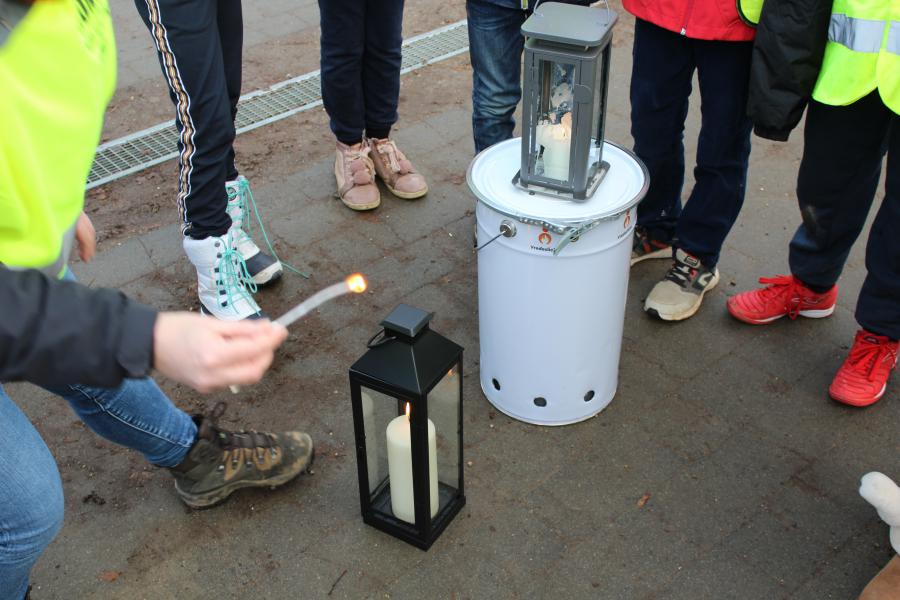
{"left": 467, "top": 138, "right": 648, "bottom": 234}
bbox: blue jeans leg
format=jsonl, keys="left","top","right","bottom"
{"left": 0, "top": 385, "right": 65, "bottom": 600}
{"left": 467, "top": 0, "right": 527, "bottom": 154}
{"left": 42, "top": 378, "right": 197, "bottom": 467}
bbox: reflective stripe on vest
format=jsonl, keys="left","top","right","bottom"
{"left": 813, "top": 1, "right": 900, "bottom": 115}
{"left": 828, "top": 14, "right": 887, "bottom": 53}
{"left": 889, "top": 20, "right": 900, "bottom": 55}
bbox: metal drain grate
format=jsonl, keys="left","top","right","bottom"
{"left": 87, "top": 20, "right": 469, "bottom": 189}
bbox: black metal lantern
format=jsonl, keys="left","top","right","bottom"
{"left": 516, "top": 2, "right": 617, "bottom": 200}
{"left": 349, "top": 304, "right": 465, "bottom": 550}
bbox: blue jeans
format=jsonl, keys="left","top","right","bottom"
{"left": 631, "top": 19, "right": 753, "bottom": 267}
{"left": 0, "top": 272, "right": 196, "bottom": 599}
{"left": 467, "top": 0, "right": 528, "bottom": 154}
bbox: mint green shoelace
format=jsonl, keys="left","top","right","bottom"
{"left": 218, "top": 239, "right": 259, "bottom": 310}
{"left": 226, "top": 178, "right": 310, "bottom": 278}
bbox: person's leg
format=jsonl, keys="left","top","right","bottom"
{"left": 362, "top": 0, "right": 403, "bottom": 140}
{"left": 630, "top": 18, "right": 695, "bottom": 244}
{"left": 134, "top": 0, "right": 234, "bottom": 239}
{"left": 856, "top": 111, "right": 900, "bottom": 340}
{"left": 0, "top": 386, "right": 65, "bottom": 600}
{"left": 676, "top": 37, "right": 753, "bottom": 267}
{"left": 217, "top": 0, "right": 243, "bottom": 183}
{"left": 789, "top": 93, "right": 891, "bottom": 289}
{"left": 42, "top": 379, "right": 197, "bottom": 467}
{"left": 135, "top": 0, "right": 262, "bottom": 319}
{"left": 318, "top": 0, "right": 366, "bottom": 145}
{"left": 467, "top": 0, "right": 527, "bottom": 154}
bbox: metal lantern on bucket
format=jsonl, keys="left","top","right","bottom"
{"left": 468, "top": 4, "right": 648, "bottom": 427}
{"left": 516, "top": 2, "right": 616, "bottom": 200}
{"left": 349, "top": 304, "right": 465, "bottom": 550}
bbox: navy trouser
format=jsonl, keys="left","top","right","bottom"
{"left": 630, "top": 18, "right": 753, "bottom": 268}
{"left": 135, "top": 0, "right": 242, "bottom": 239}
{"left": 318, "top": 0, "right": 404, "bottom": 145}
{"left": 790, "top": 93, "right": 900, "bottom": 340}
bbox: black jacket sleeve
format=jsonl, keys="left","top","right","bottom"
{"left": 747, "top": 0, "right": 832, "bottom": 141}
{"left": 0, "top": 267, "right": 158, "bottom": 387}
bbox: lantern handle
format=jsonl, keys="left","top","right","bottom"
{"left": 366, "top": 328, "right": 395, "bottom": 349}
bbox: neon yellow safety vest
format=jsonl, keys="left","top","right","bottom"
{"left": 737, "top": 0, "right": 764, "bottom": 26}
{"left": 0, "top": 0, "right": 116, "bottom": 277}
{"left": 813, "top": 0, "right": 900, "bottom": 114}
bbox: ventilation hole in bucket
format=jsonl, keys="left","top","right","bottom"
{"left": 533, "top": 397, "right": 547, "bottom": 407}
{"left": 492, "top": 378, "right": 501, "bottom": 391}
{"left": 584, "top": 390, "right": 595, "bottom": 402}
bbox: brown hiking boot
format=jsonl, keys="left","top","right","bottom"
{"left": 169, "top": 403, "right": 314, "bottom": 509}
{"left": 368, "top": 137, "right": 428, "bottom": 199}
{"left": 334, "top": 141, "right": 380, "bottom": 211}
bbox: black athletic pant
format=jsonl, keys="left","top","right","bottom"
{"left": 135, "top": 0, "right": 241, "bottom": 239}
{"left": 790, "top": 92, "right": 900, "bottom": 340}
{"left": 318, "top": 0, "right": 404, "bottom": 146}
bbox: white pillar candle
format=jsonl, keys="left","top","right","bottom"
{"left": 361, "top": 392, "right": 379, "bottom": 490}
{"left": 386, "top": 404, "right": 438, "bottom": 524}
{"left": 536, "top": 112, "right": 573, "bottom": 181}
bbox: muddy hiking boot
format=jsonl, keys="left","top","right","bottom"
{"left": 170, "top": 403, "right": 314, "bottom": 509}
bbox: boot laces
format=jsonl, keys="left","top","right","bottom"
{"left": 203, "top": 402, "right": 279, "bottom": 464}
{"left": 216, "top": 231, "right": 258, "bottom": 309}
{"left": 373, "top": 139, "right": 411, "bottom": 175}
{"left": 846, "top": 334, "right": 898, "bottom": 382}
{"left": 757, "top": 275, "right": 803, "bottom": 319}
{"left": 225, "top": 178, "right": 308, "bottom": 278}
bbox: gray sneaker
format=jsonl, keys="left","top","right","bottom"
{"left": 644, "top": 248, "right": 719, "bottom": 321}
{"left": 170, "top": 403, "right": 314, "bottom": 509}
{"left": 631, "top": 227, "right": 672, "bottom": 265}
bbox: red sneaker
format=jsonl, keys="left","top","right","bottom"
{"left": 727, "top": 275, "right": 837, "bottom": 325}
{"left": 829, "top": 330, "right": 899, "bottom": 407}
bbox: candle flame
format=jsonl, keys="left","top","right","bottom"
{"left": 405, "top": 402, "right": 411, "bottom": 421}
{"left": 346, "top": 273, "right": 368, "bottom": 293}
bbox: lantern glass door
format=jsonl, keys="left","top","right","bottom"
{"left": 532, "top": 58, "right": 576, "bottom": 183}
{"left": 429, "top": 363, "right": 462, "bottom": 515}
{"left": 358, "top": 386, "right": 396, "bottom": 501}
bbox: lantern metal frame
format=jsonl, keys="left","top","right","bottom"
{"left": 349, "top": 304, "right": 466, "bottom": 550}
{"left": 515, "top": 2, "right": 617, "bottom": 201}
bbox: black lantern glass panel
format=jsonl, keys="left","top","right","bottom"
{"left": 349, "top": 304, "right": 465, "bottom": 550}
{"left": 517, "top": 2, "right": 617, "bottom": 200}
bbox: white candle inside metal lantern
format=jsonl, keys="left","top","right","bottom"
{"left": 385, "top": 402, "right": 438, "bottom": 524}
{"left": 537, "top": 112, "right": 572, "bottom": 180}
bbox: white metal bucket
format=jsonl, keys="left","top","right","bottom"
{"left": 468, "top": 138, "right": 648, "bottom": 425}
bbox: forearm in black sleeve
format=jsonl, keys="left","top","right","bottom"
{"left": 0, "top": 267, "right": 158, "bottom": 387}
{"left": 747, "top": 0, "right": 832, "bottom": 141}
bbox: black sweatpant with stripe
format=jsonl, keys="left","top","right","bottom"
{"left": 135, "top": 0, "right": 241, "bottom": 239}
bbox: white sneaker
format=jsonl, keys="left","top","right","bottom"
{"left": 644, "top": 248, "right": 719, "bottom": 321}
{"left": 225, "top": 176, "right": 283, "bottom": 286}
{"left": 183, "top": 232, "right": 263, "bottom": 321}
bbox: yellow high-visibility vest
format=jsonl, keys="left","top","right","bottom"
{"left": 813, "top": 0, "right": 900, "bottom": 114}
{"left": 737, "top": 0, "right": 764, "bottom": 26}
{"left": 0, "top": 0, "right": 116, "bottom": 276}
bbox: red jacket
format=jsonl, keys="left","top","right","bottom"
{"left": 623, "top": 0, "right": 756, "bottom": 41}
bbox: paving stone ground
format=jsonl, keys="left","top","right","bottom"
{"left": 10, "top": 1, "right": 897, "bottom": 599}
